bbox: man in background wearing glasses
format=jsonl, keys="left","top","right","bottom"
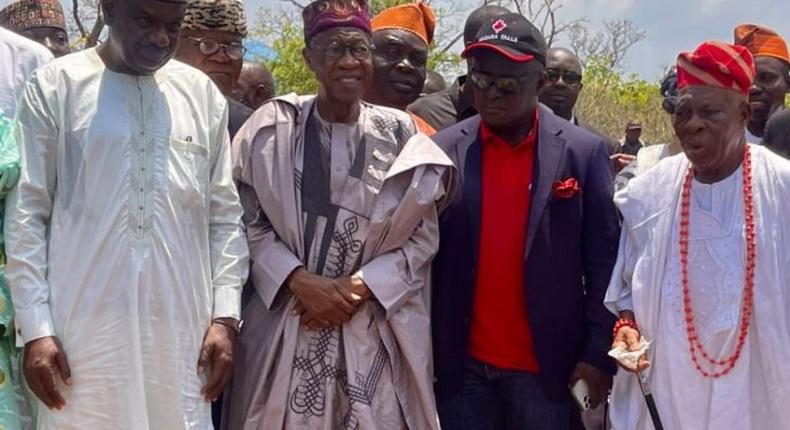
{"left": 540, "top": 47, "right": 619, "bottom": 156}
{"left": 176, "top": 0, "right": 252, "bottom": 139}
{"left": 431, "top": 13, "right": 619, "bottom": 429}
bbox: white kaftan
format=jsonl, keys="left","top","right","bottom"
{"left": 4, "top": 48, "right": 249, "bottom": 430}
{"left": 0, "top": 27, "right": 52, "bottom": 118}
{"left": 605, "top": 145, "right": 790, "bottom": 430}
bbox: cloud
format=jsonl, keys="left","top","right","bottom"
{"left": 591, "top": 0, "right": 637, "bottom": 15}
{"left": 562, "top": 0, "right": 636, "bottom": 20}
{"left": 697, "top": 0, "right": 726, "bottom": 12}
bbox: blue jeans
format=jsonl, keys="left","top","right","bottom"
{"left": 438, "top": 358, "right": 570, "bottom": 430}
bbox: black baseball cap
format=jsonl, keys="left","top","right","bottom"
{"left": 461, "top": 13, "right": 547, "bottom": 64}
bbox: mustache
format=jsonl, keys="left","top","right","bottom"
{"left": 137, "top": 44, "right": 171, "bottom": 56}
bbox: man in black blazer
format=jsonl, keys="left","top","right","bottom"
{"left": 431, "top": 13, "right": 619, "bottom": 430}
{"left": 539, "top": 46, "right": 619, "bottom": 156}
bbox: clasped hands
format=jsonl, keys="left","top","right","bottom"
{"left": 287, "top": 267, "right": 372, "bottom": 331}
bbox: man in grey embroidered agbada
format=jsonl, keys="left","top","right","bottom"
{"left": 220, "top": 0, "right": 452, "bottom": 428}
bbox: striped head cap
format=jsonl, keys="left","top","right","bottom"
{"left": 677, "top": 41, "right": 755, "bottom": 95}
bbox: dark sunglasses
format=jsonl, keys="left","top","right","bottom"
{"left": 545, "top": 68, "right": 583, "bottom": 86}
{"left": 186, "top": 37, "right": 246, "bottom": 60}
{"left": 469, "top": 71, "right": 534, "bottom": 94}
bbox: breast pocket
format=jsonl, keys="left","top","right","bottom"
{"left": 167, "top": 138, "right": 209, "bottom": 208}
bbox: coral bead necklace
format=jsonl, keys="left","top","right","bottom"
{"left": 678, "top": 144, "right": 756, "bottom": 378}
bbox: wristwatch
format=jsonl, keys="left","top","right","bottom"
{"left": 213, "top": 318, "right": 243, "bottom": 335}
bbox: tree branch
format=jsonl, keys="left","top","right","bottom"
{"left": 438, "top": 30, "right": 463, "bottom": 55}
{"left": 86, "top": 11, "right": 104, "bottom": 47}
{"left": 281, "top": 0, "right": 306, "bottom": 9}
{"left": 72, "top": 0, "right": 88, "bottom": 38}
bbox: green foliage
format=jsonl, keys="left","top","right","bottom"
{"left": 265, "top": 19, "right": 317, "bottom": 95}
{"left": 576, "top": 56, "right": 674, "bottom": 145}
{"left": 252, "top": 0, "right": 460, "bottom": 96}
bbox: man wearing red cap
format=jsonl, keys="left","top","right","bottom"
{"left": 607, "top": 41, "right": 790, "bottom": 429}
{"left": 5, "top": 0, "right": 248, "bottom": 427}
{"left": 734, "top": 24, "right": 790, "bottom": 142}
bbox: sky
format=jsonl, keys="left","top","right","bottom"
{"left": 244, "top": 0, "right": 790, "bottom": 81}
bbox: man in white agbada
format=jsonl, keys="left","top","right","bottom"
{"left": 4, "top": 0, "right": 249, "bottom": 428}
{"left": 606, "top": 40, "right": 790, "bottom": 430}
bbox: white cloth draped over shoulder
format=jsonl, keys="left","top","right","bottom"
{"left": 605, "top": 144, "right": 790, "bottom": 430}
{"left": 0, "top": 27, "right": 52, "bottom": 118}
{"left": 4, "top": 48, "right": 249, "bottom": 430}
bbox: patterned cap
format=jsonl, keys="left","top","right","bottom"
{"left": 677, "top": 41, "right": 756, "bottom": 95}
{"left": 181, "top": 0, "right": 248, "bottom": 37}
{"left": 734, "top": 24, "right": 789, "bottom": 64}
{"left": 0, "top": 0, "right": 66, "bottom": 32}
{"left": 371, "top": 2, "right": 435, "bottom": 45}
{"left": 302, "top": 0, "right": 371, "bottom": 42}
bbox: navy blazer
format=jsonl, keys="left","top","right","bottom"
{"left": 431, "top": 106, "right": 620, "bottom": 400}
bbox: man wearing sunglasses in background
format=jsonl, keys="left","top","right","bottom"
{"left": 176, "top": 0, "right": 252, "bottom": 139}
{"left": 431, "top": 13, "right": 619, "bottom": 429}
{"left": 540, "top": 47, "right": 618, "bottom": 156}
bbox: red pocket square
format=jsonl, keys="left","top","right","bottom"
{"left": 553, "top": 178, "right": 581, "bottom": 199}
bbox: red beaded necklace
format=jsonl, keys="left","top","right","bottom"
{"left": 679, "top": 144, "right": 756, "bottom": 378}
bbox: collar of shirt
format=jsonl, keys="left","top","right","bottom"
{"left": 480, "top": 108, "right": 540, "bottom": 149}
{"left": 449, "top": 76, "right": 475, "bottom": 119}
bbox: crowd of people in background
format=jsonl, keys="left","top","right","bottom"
{"left": 0, "top": 0, "right": 789, "bottom": 429}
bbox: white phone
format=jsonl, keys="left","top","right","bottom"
{"left": 571, "top": 379, "right": 592, "bottom": 411}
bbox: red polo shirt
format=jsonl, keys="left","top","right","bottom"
{"left": 468, "top": 111, "right": 540, "bottom": 373}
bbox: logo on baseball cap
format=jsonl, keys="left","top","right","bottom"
{"left": 461, "top": 13, "right": 547, "bottom": 64}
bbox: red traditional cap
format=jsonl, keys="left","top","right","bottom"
{"left": 677, "top": 41, "right": 755, "bottom": 95}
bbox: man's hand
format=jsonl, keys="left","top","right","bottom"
{"left": 610, "top": 153, "right": 636, "bottom": 173}
{"left": 611, "top": 324, "right": 650, "bottom": 373}
{"left": 197, "top": 319, "right": 236, "bottom": 402}
{"left": 337, "top": 275, "right": 372, "bottom": 303}
{"left": 569, "top": 361, "right": 612, "bottom": 408}
{"left": 24, "top": 336, "right": 71, "bottom": 410}
{"left": 288, "top": 268, "right": 358, "bottom": 329}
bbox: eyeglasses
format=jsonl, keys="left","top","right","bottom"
{"left": 310, "top": 40, "right": 373, "bottom": 61}
{"left": 186, "top": 37, "right": 246, "bottom": 60}
{"left": 469, "top": 71, "right": 534, "bottom": 94}
{"left": 545, "top": 68, "right": 583, "bottom": 86}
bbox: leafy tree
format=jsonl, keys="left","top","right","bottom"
{"left": 575, "top": 56, "right": 673, "bottom": 145}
